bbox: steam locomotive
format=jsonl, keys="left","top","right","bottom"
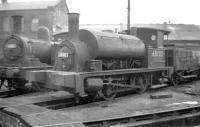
{"left": 1, "top": 13, "right": 199, "bottom": 100}
{"left": 24, "top": 13, "right": 200, "bottom": 101}
{"left": 0, "top": 16, "right": 55, "bottom": 90}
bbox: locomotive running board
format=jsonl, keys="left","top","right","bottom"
{"left": 182, "top": 75, "right": 197, "bottom": 79}
{"left": 151, "top": 84, "right": 168, "bottom": 89}
{"left": 25, "top": 67, "right": 174, "bottom": 97}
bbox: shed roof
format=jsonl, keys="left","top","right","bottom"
{"left": 125, "top": 24, "right": 200, "bottom": 40}
{"left": 0, "top": 0, "right": 64, "bottom": 11}
{"left": 132, "top": 24, "right": 171, "bottom": 34}
{"left": 166, "top": 24, "right": 200, "bottom": 40}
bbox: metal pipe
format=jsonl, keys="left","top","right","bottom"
{"left": 1, "top": 0, "right": 7, "bottom": 4}
{"left": 127, "top": 0, "right": 130, "bottom": 33}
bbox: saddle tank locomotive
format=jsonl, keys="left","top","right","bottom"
{"left": 26, "top": 13, "right": 175, "bottom": 101}
{"left": 0, "top": 15, "right": 55, "bottom": 90}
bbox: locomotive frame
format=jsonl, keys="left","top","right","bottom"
{"left": 27, "top": 66, "right": 172, "bottom": 100}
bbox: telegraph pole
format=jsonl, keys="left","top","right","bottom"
{"left": 127, "top": 0, "right": 130, "bottom": 34}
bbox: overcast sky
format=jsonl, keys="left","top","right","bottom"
{"left": 5, "top": 0, "right": 200, "bottom": 25}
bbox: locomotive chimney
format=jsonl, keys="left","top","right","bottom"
{"left": 12, "top": 15, "right": 23, "bottom": 35}
{"left": 68, "top": 13, "right": 80, "bottom": 41}
{"left": 1, "top": 0, "right": 7, "bottom": 4}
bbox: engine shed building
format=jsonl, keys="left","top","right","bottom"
{"left": 163, "top": 24, "right": 200, "bottom": 47}
{"left": 0, "top": 0, "right": 69, "bottom": 40}
{"left": 128, "top": 24, "right": 200, "bottom": 47}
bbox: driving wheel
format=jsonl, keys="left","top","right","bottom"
{"left": 98, "top": 84, "right": 117, "bottom": 100}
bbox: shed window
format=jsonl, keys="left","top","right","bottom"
{"left": 151, "top": 35, "right": 156, "bottom": 40}
{"left": 164, "top": 35, "right": 168, "bottom": 40}
{"left": 2, "top": 17, "right": 11, "bottom": 32}
{"left": 31, "top": 18, "right": 39, "bottom": 31}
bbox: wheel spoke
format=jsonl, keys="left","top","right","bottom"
{"left": 99, "top": 84, "right": 117, "bottom": 100}
{"left": 0, "top": 79, "right": 27, "bottom": 91}
{"left": 0, "top": 79, "right": 4, "bottom": 89}
{"left": 0, "top": 79, "right": 11, "bottom": 90}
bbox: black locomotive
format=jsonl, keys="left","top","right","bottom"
{"left": 0, "top": 15, "right": 55, "bottom": 90}
{"left": 24, "top": 13, "right": 200, "bottom": 102}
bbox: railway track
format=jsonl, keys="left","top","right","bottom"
{"left": 2, "top": 90, "right": 200, "bottom": 127}
{"left": 0, "top": 83, "right": 54, "bottom": 99}
{"left": 34, "top": 97, "right": 76, "bottom": 109}
{"left": 34, "top": 95, "right": 102, "bottom": 110}
{"left": 0, "top": 89, "right": 33, "bottom": 98}
{"left": 84, "top": 104, "right": 200, "bottom": 127}
{"left": 0, "top": 81, "right": 200, "bottom": 127}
